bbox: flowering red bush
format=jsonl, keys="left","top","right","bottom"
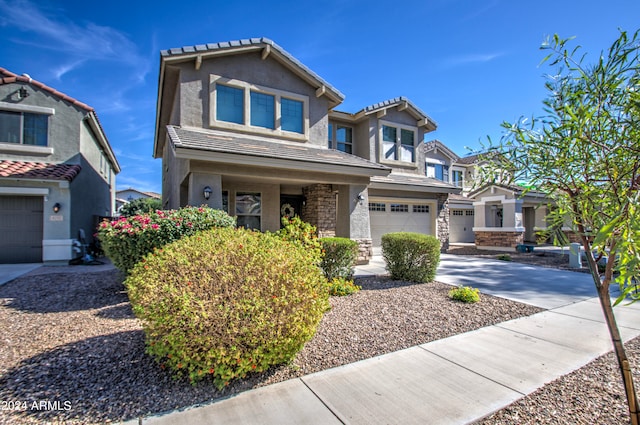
{"left": 97, "top": 206, "right": 235, "bottom": 273}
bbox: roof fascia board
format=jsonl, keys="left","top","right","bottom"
{"left": 86, "top": 112, "right": 121, "bottom": 173}
{"left": 174, "top": 146, "right": 390, "bottom": 178}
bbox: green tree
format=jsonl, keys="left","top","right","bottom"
{"left": 487, "top": 29, "right": 640, "bottom": 423}
{"left": 119, "top": 197, "right": 162, "bottom": 217}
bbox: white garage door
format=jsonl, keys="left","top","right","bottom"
{"left": 449, "top": 209, "right": 475, "bottom": 243}
{"left": 369, "top": 200, "right": 433, "bottom": 246}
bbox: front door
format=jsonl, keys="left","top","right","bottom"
{"left": 280, "top": 195, "right": 303, "bottom": 227}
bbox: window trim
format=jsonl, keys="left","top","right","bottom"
{"left": 328, "top": 122, "right": 353, "bottom": 154}
{"left": 235, "top": 191, "right": 262, "bottom": 230}
{"left": 426, "top": 161, "right": 450, "bottom": 183}
{"left": 209, "top": 75, "right": 309, "bottom": 141}
{"left": 379, "top": 120, "right": 418, "bottom": 166}
{"left": 0, "top": 108, "right": 51, "bottom": 148}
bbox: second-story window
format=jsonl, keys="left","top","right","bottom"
{"left": 216, "top": 84, "right": 244, "bottom": 124}
{"left": 210, "top": 75, "right": 308, "bottom": 138}
{"left": 452, "top": 170, "right": 463, "bottom": 187}
{"left": 328, "top": 123, "right": 353, "bottom": 154}
{"left": 381, "top": 121, "right": 416, "bottom": 163}
{"left": 0, "top": 110, "right": 49, "bottom": 146}
{"left": 426, "top": 162, "right": 449, "bottom": 182}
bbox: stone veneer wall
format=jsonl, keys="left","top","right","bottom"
{"left": 302, "top": 184, "right": 336, "bottom": 238}
{"left": 436, "top": 194, "right": 449, "bottom": 252}
{"left": 475, "top": 231, "right": 524, "bottom": 249}
{"left": 562, "top": 230, "right": 584, "bottom": 244}
{"left": 354, "top": 238, "right": 372, "bottom": 265}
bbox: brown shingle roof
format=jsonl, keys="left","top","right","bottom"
{"left": 0, "top": 160, "right": 81, "bottom": 181}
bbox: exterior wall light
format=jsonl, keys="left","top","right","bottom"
{"left": 53, "top": 203, "right": 61, "bottom": 213}
{"left": 356, "top": 193, "right": 365, "bottom": 205}
{"left": 203, "top": 186, "right": 212, "bottom": 200}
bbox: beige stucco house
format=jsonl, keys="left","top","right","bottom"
{"left": 153, "top": 38, "right": 461, "bottom": 262}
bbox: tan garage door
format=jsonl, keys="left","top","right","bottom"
{"left": 369, "top": 200, "right": 432, "bottom": 246}
{"left": 0, "top": 196, "right": 43, "bottom": 263}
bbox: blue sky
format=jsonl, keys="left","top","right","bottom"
{"left": 1, "top": 0, "right": 638, "bottom": 193}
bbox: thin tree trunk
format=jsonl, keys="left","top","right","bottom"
{"left": 583, "top": 237, "right": 640, "bottom": 424}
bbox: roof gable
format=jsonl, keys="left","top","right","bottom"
{"left": 358, "top": 97, "right": 437, "bottom": 131}
{"left": 0, "top": 68, "right": 120, "bottom": 173}
{"left": 160, "top": 37, "right": 344, "bottom": 107}
{"left": 422, "top": 140, "right": 459, "bottom": 162}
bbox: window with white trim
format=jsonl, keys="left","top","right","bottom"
{"left": 380, "top": 121, "right": 416, "bottom": 163}
{"left": 210, "top": 75, "right": 308, "bottom": 138}
{"left": 426, "top": 162, "right": 449, "bottom": 182}
{"left": 235, "top": 192, "right": 261, "bottom": 230}
{"left": 452, "top": 170, "right": 463, "bottom": 187}
{"left": 0, "top": 110, "right": 48, "bottom": 146}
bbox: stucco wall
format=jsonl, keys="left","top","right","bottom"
{"left": 174, "top": 52, "right": 330, "bottom": 147}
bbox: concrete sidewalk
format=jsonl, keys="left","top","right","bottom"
{"left": 126, "top": 256, "right": 640, "bottom": 425}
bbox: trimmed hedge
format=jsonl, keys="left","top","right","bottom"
{"left": 97, "top": 206, "right": 235, "bottom": 273}
{"left": 125, "top": 227, "right": 330, "bottom": 388}
{"left": 320, "top": 237, "right": 358, "bottom": 280}
{"left": 381, "top": 232, "right": 441, "bottom": 283}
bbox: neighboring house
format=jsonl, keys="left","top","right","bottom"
{"left": 153, "top": 38, "right": 461, "bottom": 263}
{"left": 116, "top": 187, "right": 161, "bottom": 213}
{"left": 421, "top": 142, "right": 551, "bottom": 249}
{"left": 0, "top": 68, "right": 120, "bottom": 263}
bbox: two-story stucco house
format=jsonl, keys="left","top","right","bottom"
{"left": 0, "top": 68, "right": 120, "bottom": 263}
{"left": 153, "top": 38, "right": 460, "bottom": 263}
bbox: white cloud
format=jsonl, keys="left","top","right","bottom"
{"left": 440, "top": 52, "right": 505, "bottom": 69}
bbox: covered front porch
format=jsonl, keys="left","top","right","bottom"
{"left": 470, "top": 184, "right": 548, "bottom": 251}
{"left": 164, "top": 126, "right": 390, "bottom": 263}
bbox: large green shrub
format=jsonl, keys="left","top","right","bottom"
{"left": 381, "top": 232, "right": 441, "bottom": 283}
{"left": 320, "top": 237, "right": 358, "bottom": 280}
{"left": 97, "top": 206, "right": 235, "bottom": 273}
{"left": 125, "top": 227, "right": 329, "bottom": 388}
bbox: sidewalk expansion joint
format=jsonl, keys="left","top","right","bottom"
{"left": 417, "top": 344, "right": 526, "bottom": 397}
{"left": 299, "top": 377, "right": 347, "bottom": 424}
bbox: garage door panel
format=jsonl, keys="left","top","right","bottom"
{"left": 450, "top": 209, "right": 474, "bottom": 243}
{"left": 0, "top": 196, "right": 43, "bottom": 263}
{"left": 370, "top": 201, "right": 432, "bottom": 246}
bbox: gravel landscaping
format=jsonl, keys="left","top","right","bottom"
{"left": 1, "top": 253, "right": 638, "bottom": 424}
{"left": 0, "top": 265, "right": 542, "bottom": 424}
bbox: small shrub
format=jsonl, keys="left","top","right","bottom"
{"left": 320, "top": 237, "right": 358, "bottom": 280}
{"left": 327, "top": 277, "right": 361, "bottom": 296}
{"left": 125, "top": 227, "right": 329, "bottom": 388}
{"left": 97, "top": 206, "right": 235, "bottom": 273}
{"left": 119, "top": 197, "right": 162, "bottom": 217}
{"left": 496, "top": 254, "right": 512, "bottom": 261}
{"left": 381, "top": 232, "right": 441, "bottom": 283}
{"left": 449, "top": 286, "right": 481, "bottom": 303}
{"left": 275, "top": 216, "right": 322, "bottom": 260}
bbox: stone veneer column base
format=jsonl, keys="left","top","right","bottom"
{"left": 354, "top": 238, "right": 372, "bottom": 265}
{"left": 475, "top": 231, "right": 524, "bottom": 251}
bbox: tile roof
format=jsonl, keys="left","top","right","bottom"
{"left": 456, "top": 154, "right": 481, "bottom": 165}
{"left": 0, "top": 160, "right": 82, "bottom": 182}
{"left": 0, "top": 68, "right": 94, "bottom": 111}
{"left": 160, "top": 37, "right": 345, "bottom": 102}
{"left": 358, "top": 97, "right": 438, "bottom": 129}
{"left": 422, "top": 140, "right": 460, "bottom": 161}
{"left": 166, "top": 126, "right": 390, "bottom": 174}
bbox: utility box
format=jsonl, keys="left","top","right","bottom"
{"left": 569, "top": 243, "right": 582, "bottom": 268}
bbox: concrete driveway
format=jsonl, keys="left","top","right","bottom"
{"left": 436, "top": 254, "right": 599, "bottom": 309}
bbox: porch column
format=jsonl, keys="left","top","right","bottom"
{"left": 302, "top": 184, "right": 336, "bottom": 238}
{"left": 336, "top": 184, "right": 372, "bottom": 264}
